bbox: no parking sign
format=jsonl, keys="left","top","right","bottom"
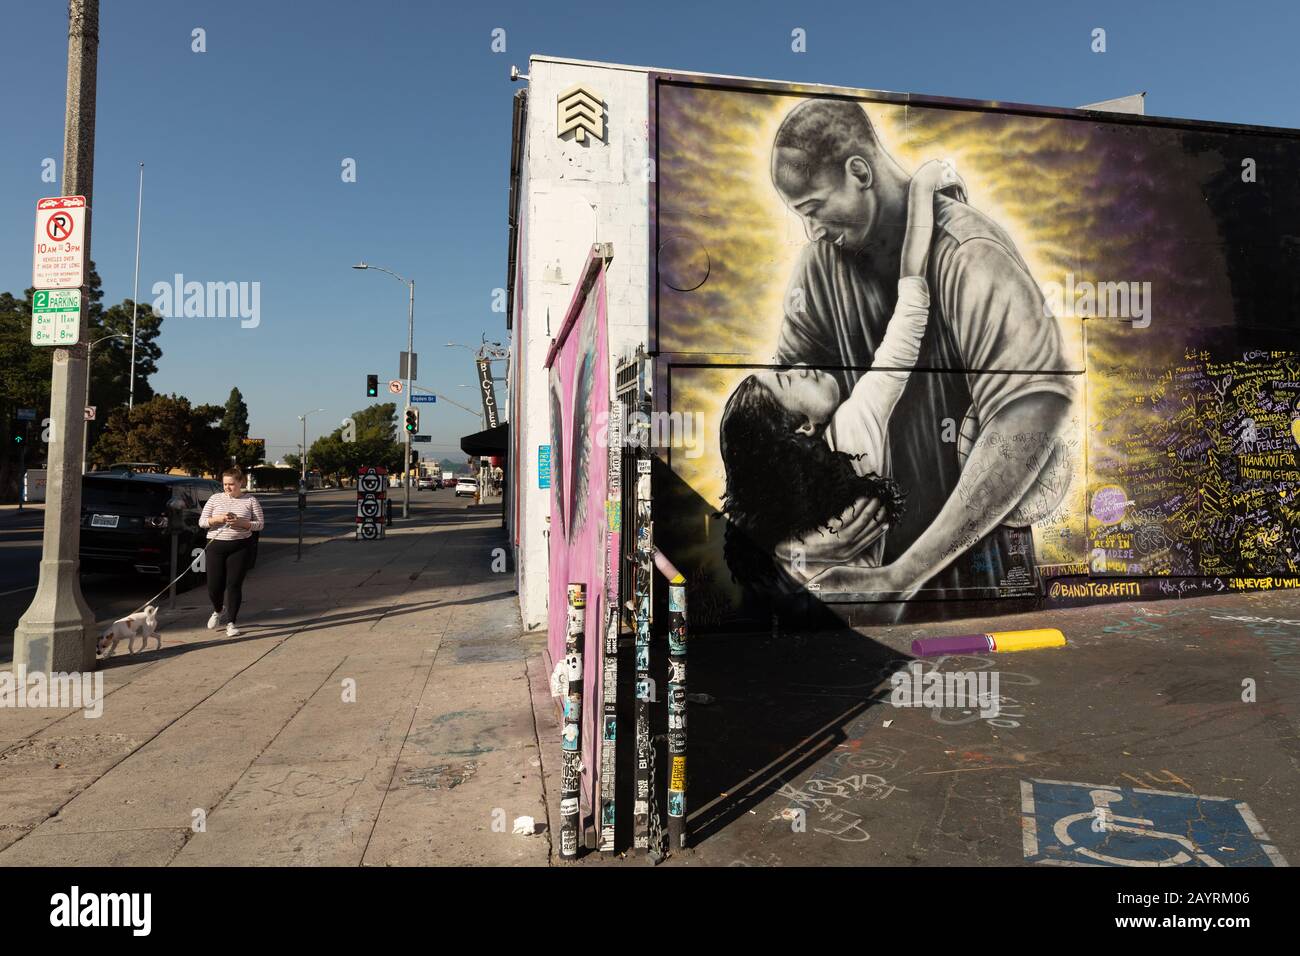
{"left": 33, "top": 196, "right": 87, "bottom": 289}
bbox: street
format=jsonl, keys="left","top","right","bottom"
{"left": 0, "top": 486, "right": 470, "bottom": 660}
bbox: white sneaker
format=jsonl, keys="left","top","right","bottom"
{"left": 226, "top": 622, "right": 241, "bottom": 637}
{"left": 207, "top": 611, "right": 221, "bottom": 630}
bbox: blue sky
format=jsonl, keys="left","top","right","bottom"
{"left": 4, "top": 0, "right": 1298, "bottom": 462}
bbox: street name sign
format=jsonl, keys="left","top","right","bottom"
{"left": 411, "top": 394, "right": 437, "bottom": 403}
{"left": 33, "top": 196, "right": 88, "bottom": 289}
{"left": 30, "top": 289, "right": 82, "bottom": 346}
{"left": 412, "top": 434, "right": 432, "bottom": 443}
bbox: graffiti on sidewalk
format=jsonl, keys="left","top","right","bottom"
{"left": 777, "top": 743, "right": 909, "bottom": 843}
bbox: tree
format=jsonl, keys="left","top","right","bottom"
{"left": 307, "top": 402, "right": 403, "bottom": 481}
{"left": 90, "top": 395, "right": 226, "bottom": 475}
{"left": 1, "top": 261, "right": 165, "bottom": 499}
{"left": 219, "top": 387, "right": 260, "bottom": 470}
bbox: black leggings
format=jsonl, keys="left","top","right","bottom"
{"left": 207, "top": 537, "right": 253, "bottom": 623}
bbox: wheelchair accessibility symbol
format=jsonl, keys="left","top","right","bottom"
{"left": 1021, "top": 779, "right": 1289, "bottom": 867}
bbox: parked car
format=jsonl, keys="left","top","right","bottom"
{"left": 455, "top": 477, "right": 478, "bottom": 498}
{"left": 79, "top": 471, "right": 220, "bottom": 583}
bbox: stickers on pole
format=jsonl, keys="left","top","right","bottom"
{"left": 33, "top": 196, "right": 87, "bottom": 290}
{"left": 30, "top": 289, "right": 81, "bottom": 346}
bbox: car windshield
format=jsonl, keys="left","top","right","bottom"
{"left": 82, "top": 478, "right": 169, "bottom": 512}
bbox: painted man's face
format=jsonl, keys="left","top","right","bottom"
{"left": 773, "top": 149, "right": 879, "bottom": 252}
{"left": 755, "top": 368, "right": 841, "bottom": 433}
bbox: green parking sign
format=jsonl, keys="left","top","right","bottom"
{"left": 31, "top": 289, "right": 81, "bottom": 346}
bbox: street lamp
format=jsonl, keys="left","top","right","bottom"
{"left": 82, "top": 331, "right": 130, "bottom": 473}
{"left": 297, "top": 408, "right": 324, "bottom": 484}
{"left": 353, "top": 261, "right": 415, "bottom": 518}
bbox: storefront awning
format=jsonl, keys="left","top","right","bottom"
{"left": 460, "top": 423, "right": 509, "bottom": 457}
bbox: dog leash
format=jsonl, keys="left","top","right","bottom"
{"left": 119, "top": 535, "right": 220, "bottom": 619}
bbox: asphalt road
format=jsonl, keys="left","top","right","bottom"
{"left": 0, "top": 485, "right": 477, "bottom": 647}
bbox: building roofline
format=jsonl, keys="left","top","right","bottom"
{"left": 527, "top": 53, "right": 1300, "bottom": 138}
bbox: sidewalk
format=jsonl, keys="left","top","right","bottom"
{"left": 0, "top": 504, "right": 552, "bottom": 866}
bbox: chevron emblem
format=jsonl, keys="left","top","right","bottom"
{"left": 557, "top": 84, "right": 604, "bottom": 143}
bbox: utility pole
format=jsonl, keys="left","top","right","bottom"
{"left": 404, "top": 279, "right": 414, "bottom": 519}
{"left": 128, "top": 161, "right": 143, "bottom": 410}
{"left": 15, "top": 0, "right": 100, "bottom": 673}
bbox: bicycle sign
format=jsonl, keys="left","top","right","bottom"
{"left": 1020, "top": 778, "right": 1288, "bottom": 867}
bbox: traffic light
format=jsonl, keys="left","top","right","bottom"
{"left": 12, "top": 432, "right": 23, "bottom": 445}
{"left": 366, "top": 374, "right": 378, "bottom": 397}
{"left": 410, "top": 448, "right": 419, "bottom": 468}
{"left": 404, "top": 407, "right": 419, "bottom": 433}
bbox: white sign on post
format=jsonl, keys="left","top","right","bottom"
{"left": 33, "top": 196, "right": 88, "bottom": 290}
{"left": 30, "top": 289, "right": 81, "bottom": 346}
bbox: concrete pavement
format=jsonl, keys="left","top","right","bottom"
{"left": 0, "top": 498, "right": 552, "bottom": 866}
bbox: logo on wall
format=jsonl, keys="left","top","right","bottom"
{"left": 356, "top": 465, "right": 387, "bottom": 540}
{"left": 557, "top": 84, "right": 604, "bottom": 143}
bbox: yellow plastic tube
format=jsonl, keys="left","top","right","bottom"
{"left": 989, "top": 628, "right": 1066, "bottom": 652}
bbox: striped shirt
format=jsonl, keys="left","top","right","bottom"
{"left": 199, "top": 492, "right": 265, "bottom": 541}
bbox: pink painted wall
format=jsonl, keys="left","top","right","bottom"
{"left": 547, "top": 267, "right": 610, "bottom": 812}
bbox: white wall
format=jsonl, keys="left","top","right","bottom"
{"left": 511, "top": 57, "right": 650, "bottom": 630}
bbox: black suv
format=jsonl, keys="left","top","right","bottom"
{"left": 80, "top": 471, "right": 221, "bottom": 581}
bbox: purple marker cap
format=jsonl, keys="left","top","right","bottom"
{"left": 910, "top": 634, "right": 994, "bottom": 657}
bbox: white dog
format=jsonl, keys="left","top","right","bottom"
{"left": 97, "top": 605, "right": 161, "bottom": 658}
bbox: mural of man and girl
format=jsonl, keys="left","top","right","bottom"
{"left": 717, "top": 98, "right": 1076, "bottom": 605}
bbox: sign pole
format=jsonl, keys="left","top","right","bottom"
{"left": 14, "top": 0, "right": 99, "bottom": 674}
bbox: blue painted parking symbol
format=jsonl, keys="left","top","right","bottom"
{"left": 1021, "top": 778, "right": 1288, "bottom": 867}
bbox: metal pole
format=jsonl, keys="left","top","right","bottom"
{"left": 560, "top": 582, "right": 586, "bottom": 859}
{"left": 655, "top": 550, "right": 688, "bottom": 853}
{"left": 168, "top": 526, "right": 178, "bottom": 610}
{"left": 404, "top": 279, "right": 413, "bottom": 519}
{"left": 81, "top": 332, "right": 124, "bottom": 473}
{"left": 599, "top": 401, "right": 624, "bottom": 854}
{"left": 128, "top": 161, "right": 142, "bottom": 410}
{"left": 633, "top": 408, "right": 655, "bottom": 856}
{"left": 14, "top": 0, "right": 100, "bottom": 674}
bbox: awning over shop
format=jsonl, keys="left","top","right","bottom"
{"left": 460, "top": 423, "right": 509, "bottom": 458}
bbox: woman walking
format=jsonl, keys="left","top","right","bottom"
{"left": 199, "top": 466, "right": 265, "bottom": 637}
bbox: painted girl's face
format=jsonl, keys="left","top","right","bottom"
{"left": 754, "top": 369, "right": 841, "bottom": 433}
